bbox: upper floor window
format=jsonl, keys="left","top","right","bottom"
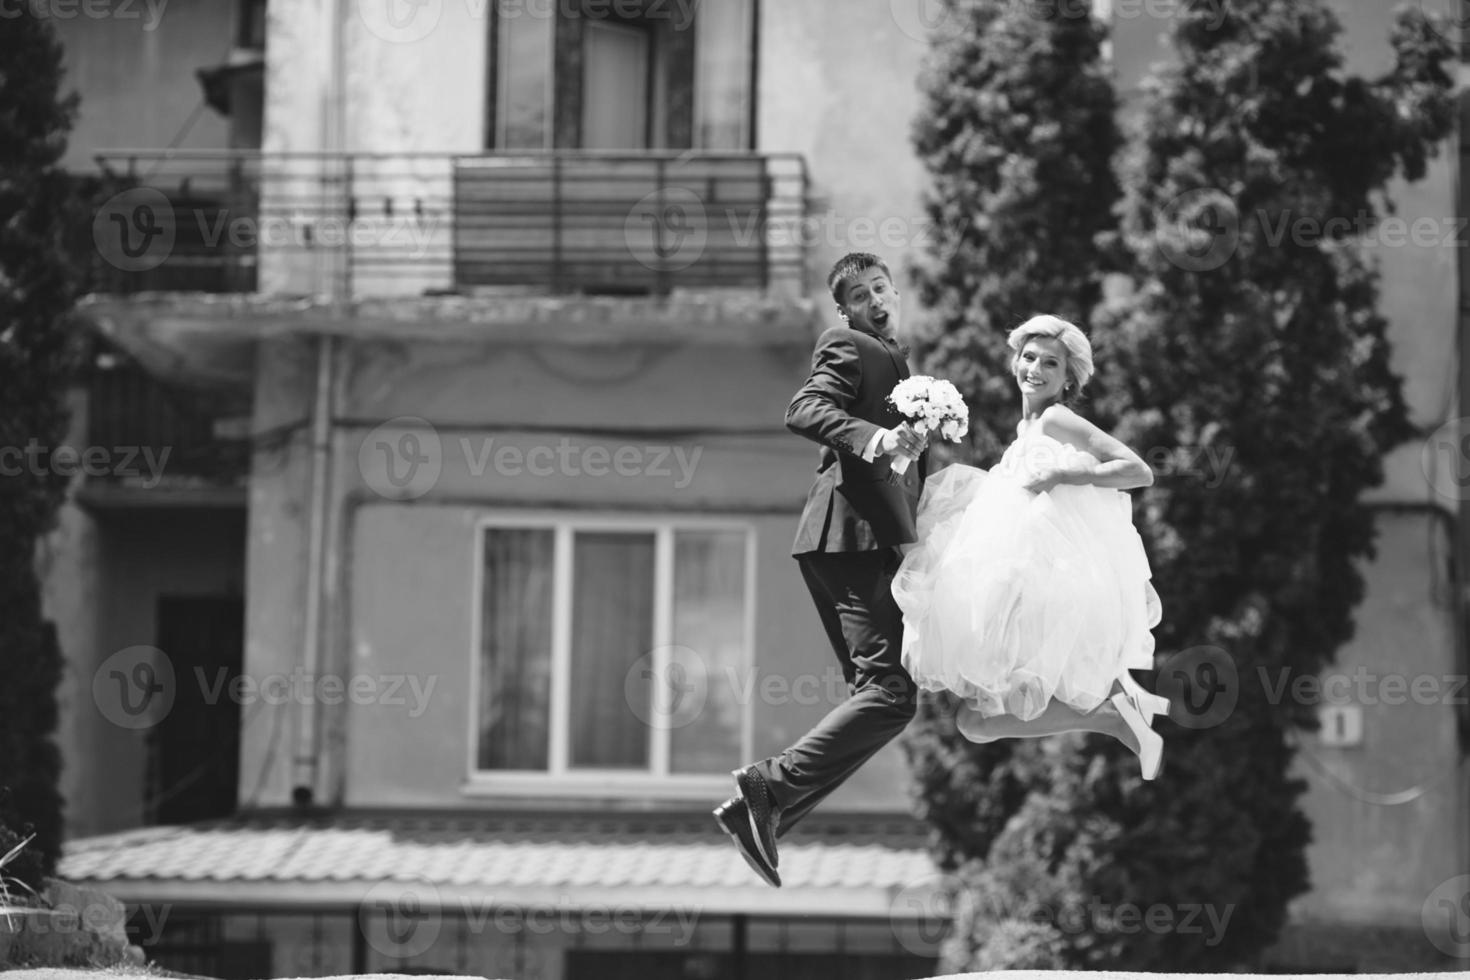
{"left": 488, "top": 0, "right": 755, "bottom": 150}
{"left": 473, "top": 516, "right": 753, "bottom": 781}
{"left": 237, "top": 0, "right": 267, "bottom": 49}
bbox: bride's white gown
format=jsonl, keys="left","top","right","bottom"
{"left": 892, "top": 425, "right": 1161, "bottom": 721}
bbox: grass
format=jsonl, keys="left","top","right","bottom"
{"left": 0, "top": 832, "right": 40, "bottom": 920}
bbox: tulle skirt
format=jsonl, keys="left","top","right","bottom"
{"left": 892, "top": 461, "right": 1160, "bottom": 721}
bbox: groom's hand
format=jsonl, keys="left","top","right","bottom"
{"left": 880, "top": 422, "right": 927, "bottom": 460}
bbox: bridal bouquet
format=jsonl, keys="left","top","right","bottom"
{"left": 886, "top": 376, "right": 969, "bottom": 480}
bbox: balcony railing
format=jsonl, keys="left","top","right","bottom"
{"left": 81, "top": 150, "right": 809, "bottom": 301}
{"left": 85, "top": 352, "right": 251, "bottom": 489}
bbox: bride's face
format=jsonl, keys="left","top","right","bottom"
{"left": 1014, "top": 336, "right": 1068, "bottom": 404}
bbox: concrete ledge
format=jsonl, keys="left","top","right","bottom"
{"left": 75, "top": 290, "right": 821, "bottom": 391}
{"left": 78, "top": 291, "right": 821, "bottom": 345}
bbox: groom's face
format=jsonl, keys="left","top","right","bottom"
{"left": 838, "top": 268, "right": 901, "bottom": 337}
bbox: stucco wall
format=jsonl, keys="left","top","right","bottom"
{"left": 49, "top": 506, "right": 246, "bottom": 839}
{"left": 757, "top": 2, "right": 935, "bottom": 332}
{"left": 239, "top": 328, "right": 922, "bottom": 813}
{"left": 1288, "top": 509, "right": 1462, "bottom": 927}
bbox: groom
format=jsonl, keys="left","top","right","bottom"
{"left": 714, "top": 252, "right": 929, "bottom": 887}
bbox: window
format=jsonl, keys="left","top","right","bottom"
{"left": 693, "top": 0, "right": 755, "bottom": 150}
{"left": 581, "top": 19, "right": 659, "bottom": 149}
{"left": 487, "top": 0, "right": 755, "bottom": 150}
{"left": 492, "top": 4, "right": 555, "bottom": 149}
{"left": 237, "top": 0, "right": 267, "bottom": 49}
{"left": 473, "top": 516, "right": 753, "bottom": 786}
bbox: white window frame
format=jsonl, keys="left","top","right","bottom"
{"left": 464, "top": 510, "right": 757, "bottom": 800}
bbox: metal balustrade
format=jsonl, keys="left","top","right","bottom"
{"left": 82, "top": 150, "right": 809, "bottom": 300}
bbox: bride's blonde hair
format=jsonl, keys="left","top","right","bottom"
{"left": 1006, "top": 315, "right": 1094, "bottom": 400}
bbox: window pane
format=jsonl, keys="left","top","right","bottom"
{"left": 569, "top": 532, "right": 655, "bottom": 769}
{"left": 670, "top": 530, "right": 747, "bottom": 773}
{"left": 693, "top": 0, "right": 753, "bottom": 149}
{"left": 496, "top": 7, "right": 553, "bottom": 149}
{"left": 478, "top": 528, "right": 555, "bottom": 771}
{"left": 582, "top": 21, "right": 651, "bottom": 150}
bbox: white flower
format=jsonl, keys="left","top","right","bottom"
{"left": 886, "top": 376, "right": 969, "bottom": 446}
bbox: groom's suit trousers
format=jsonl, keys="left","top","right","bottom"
{"left": 753, "top": 548, "right": 918, "bottom": 837}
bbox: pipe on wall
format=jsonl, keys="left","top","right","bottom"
{"left": 292, "top": 333, "right": 337, "bottom": 806}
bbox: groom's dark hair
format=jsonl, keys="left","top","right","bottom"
{"left": 827, "top": 252, "right": 892, "bottom": 305}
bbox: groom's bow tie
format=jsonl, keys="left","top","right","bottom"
{"left": 882, "top": 334, "right": 912, "bottom": 358}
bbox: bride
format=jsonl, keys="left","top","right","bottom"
{"left": 891, "top": 315, "right": 1168, "bottom": 779}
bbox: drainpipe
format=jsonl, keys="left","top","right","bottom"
{"left": 292, "top": 0, "right": 348, "bottom": 808}
{"left": 293, "top": 333, "right": 336, "bottom": 807}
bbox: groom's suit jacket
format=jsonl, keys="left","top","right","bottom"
{"left": 787, "top": 323, "right": 929, "bottom": 556}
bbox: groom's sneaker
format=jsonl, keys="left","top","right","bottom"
{"left": 713, "top": 798, "right": 781, "bottom": 888}
{"left": 732, "top": 766, "right": 781, "bottom": 868}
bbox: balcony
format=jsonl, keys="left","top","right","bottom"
{"left": 70, "top": 344, "right": 252, "bottom": 508}
{"left": 81, "top": 150, "right": 809, "bottom": 302}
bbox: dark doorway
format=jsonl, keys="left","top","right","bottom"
{"left": 147, "top": 596, "right": 245, "bottom": 824}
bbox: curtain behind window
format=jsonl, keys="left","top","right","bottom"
{"left": 693, "top": 0, "right": 754, "bottom": 149}
{"left": 478, "top": 528, "right": 555, "bottom": 770}
{"left": 670, "top": 530, "right": 748, "bottom": 773}
{"left": 496, "top": 8, "right": 554, "bottom": 148}
{"left": 569, "top": 531, "right": 656, "bottom": 768}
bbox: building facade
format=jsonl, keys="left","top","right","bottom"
{"left": 38, "top": 0, "right": 1469, "bottom": 976}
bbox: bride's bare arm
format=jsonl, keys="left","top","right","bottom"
{"left": 1036, "top": 405, "right": 1153, "bottom": 491}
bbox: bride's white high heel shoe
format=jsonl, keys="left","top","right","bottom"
{"left": 1110, "top": 693, "right": 1163, "bottom": 780}
{"left": 1118, "top": 671, "right": 1170, "bottom": 723}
